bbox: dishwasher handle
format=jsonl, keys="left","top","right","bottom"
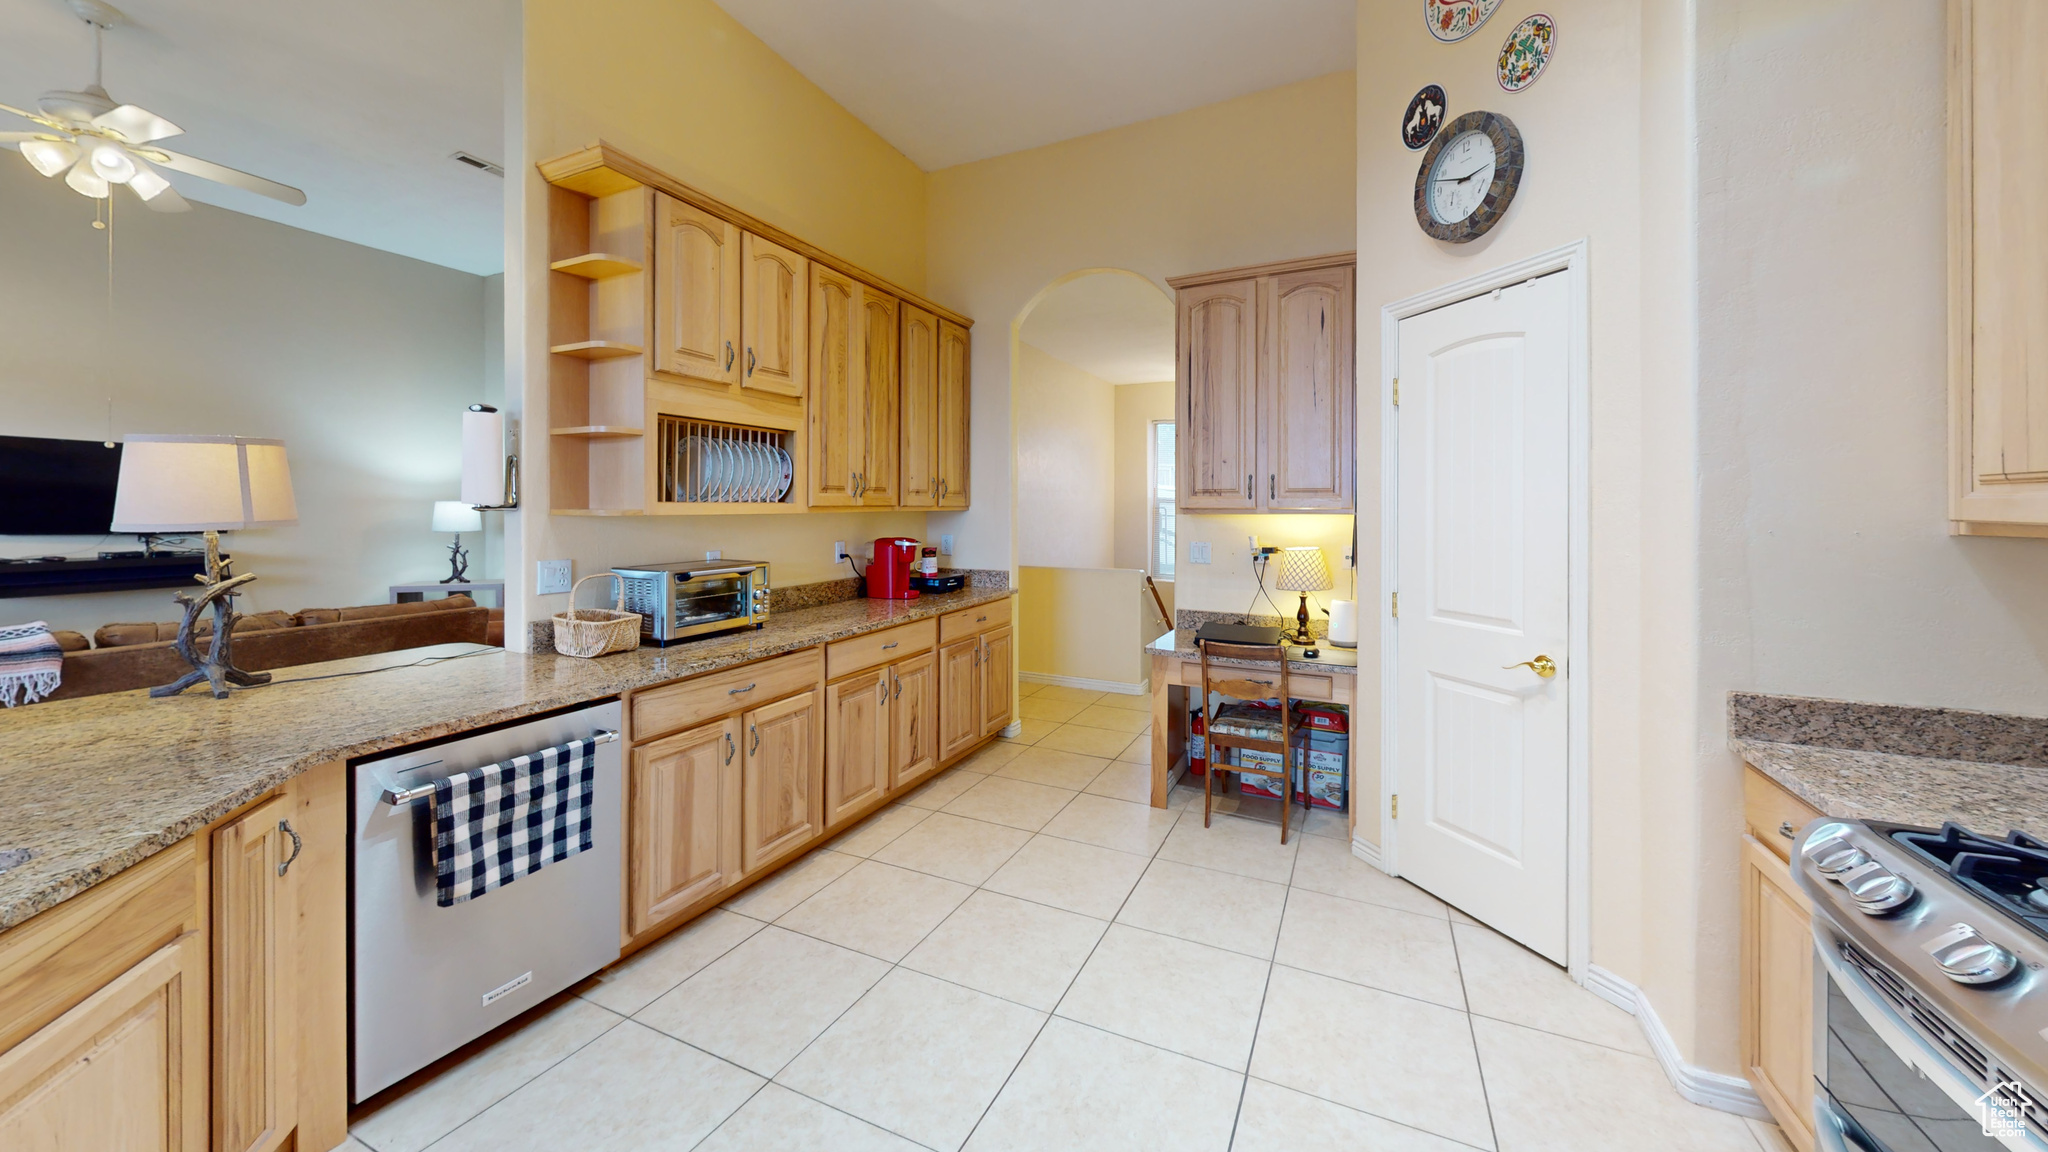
{"left": 380, "top": 730, "right": 621, "bottom": 806}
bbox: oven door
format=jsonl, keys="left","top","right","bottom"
{"left": 1817, "top": 937, "right": 2046, "bottom": 1152}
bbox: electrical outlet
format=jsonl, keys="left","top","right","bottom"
{"left": 1190, "top": 542, "right": 1212, "bottom": 564}
{"left": 940, "top": 534, "right": 955, "bottom": 554}
{"left": 833, "top": 541, "right": 848, "bottom": 563}
{"left": 705, "top": 549, "right": 721, "bottom": 561}
{"left": 1247, "top": 534, "right": 1260, "bottom": 554}
{"left": 536, "top": 559, "right": 572, "bottom": 595}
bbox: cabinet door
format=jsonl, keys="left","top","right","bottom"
{"left": 900, "top": 304, "right": 940, "bottom": 506}
{"left": 937, "top": 319, "right": 972, "bottom": 509}
{"left": 742, "top": 690, "right": 824, "bottom": 873}
{"left": 1178, "top": 279, "right": 1260, "bottom": 510}
{"left": 808, "top": 265, "right": 864, "bottom": 507}
{"left": 1264, "top": 265, "right": 1354, "bottom": 511}
{"left": 214, "top": 794, "right": 298, "bottom": 1152}
{"left": 1741, "top": 835, "right": 1816, "bottom": 1152}
{"left": 741, "top": 232, "right": 808, "bottom": 397}
{"left": 890, "top": 651, "right": 939, "bottom": 789}
{"left": 826, "top": 668, "right": 892, "bottom": 828}
{"left": 0, "top": 933, "right": 207, "bottom": 1152}
{"left": 979, "top": 626, "right": 1014, "bottom": 739}
{"left": 630, "top": 718, "right": 742, "bottom": 935}
{"left": 653, "top": 194, "right": 741, "bottom": 386}
{"left": 937, "top": 636, "right": 982, "bottom": 762}
{"left": 861, "top": 289, "right": 901, "bottom": 507}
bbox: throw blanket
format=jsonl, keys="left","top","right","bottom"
{"left": 431, "top": 736, "right": 596, "bottom": 907}
{"left": 0, "top": 622, "right": 61, "bottom": 707}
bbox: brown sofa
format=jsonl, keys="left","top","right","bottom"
{"left": 44, "top": 595, "right": 501, "bottom": 702}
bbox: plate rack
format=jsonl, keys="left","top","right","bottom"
{"left": 658, "top": 416, "right": 798, "bottom": 507}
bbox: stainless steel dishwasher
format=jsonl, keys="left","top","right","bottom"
{"left": 350, "top": 700, "right": 623, "bottom": 1102}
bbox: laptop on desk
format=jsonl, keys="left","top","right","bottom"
{"left": 1194, "top": 621, "right": 1285, "bottom": 647}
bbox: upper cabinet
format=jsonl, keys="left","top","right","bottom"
{"left": 808, "top": 265, "right": 865, "bottom": 507}
{"left": 652, "top": 195, "right": 740, "bottom": 386}
{"left": 900, "top": 304, "right": 940, "bottom": 506}
{"left": 937, "top": 319, "right": 972, "bottom": 509}
{"left": 1949, "top": 0, "right": 2048, "bottom": 535}
{"left": 861, "top": 291, "right": 901, "bottom": 507}
{"left": 1171, "top": 254, "right": 1355, "bottom": 514}
{"left": 742, "top": 233, "right": 808, "bottom": 398}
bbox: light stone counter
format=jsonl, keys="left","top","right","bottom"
{"left": 0, "top": 585, "right": 1010, "bottom": 930}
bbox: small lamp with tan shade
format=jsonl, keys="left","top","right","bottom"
{"left": 1274, "top": 545, "right": 1333, "bottom": 646}
{"left": 110, "top": 435, "right": 297, "bottom": 698}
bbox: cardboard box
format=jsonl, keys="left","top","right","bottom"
{"left": 1232, "top": 736, "right": 1347, "bottom": 809}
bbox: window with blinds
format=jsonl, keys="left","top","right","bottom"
{"left": 1153, "top": 421, "right": 1176, "bottom": 578}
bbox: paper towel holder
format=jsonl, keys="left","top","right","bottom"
{"left": 464, "top": 404, "right": 520, "bottom": 511}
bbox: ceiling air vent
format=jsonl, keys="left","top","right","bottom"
{"left": 451, "top": 151, "right": 504, "bottom": 177}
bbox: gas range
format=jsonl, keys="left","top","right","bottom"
{"left": 1798, "top": 818, "right": 2048, "bottom": 1149}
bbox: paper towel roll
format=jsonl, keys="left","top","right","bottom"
{"left": 461, "top": 407, "right": 505, "bottom": 506}
{"left": 1328, "top": 599, "right": 1358, "bottom": 648}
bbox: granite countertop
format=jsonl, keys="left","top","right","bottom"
{"left": 1146, "top": 629, "right": 1359, "bottom": 674}
{"left": 1730, "top": 692, "right": 2048, "bottom": 839}
{"left": 0, "top": 584, "right": 1011, "bottom": 931}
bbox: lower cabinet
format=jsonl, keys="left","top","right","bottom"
{"left": 629, "top": 718, "right": 743, "bottom": 935}
{"left": 826, "top": 668, "right": 892, "bottom": 829}
{"left": 889, "top": 651, "right": 939, "bottom": 790}
{"left": 1741, "top": 768, "right": 1819, "bottom": 1152}
{"left": 938, "top": 637, "right": 982, "bottom": 763}
{"left": 980, "top": 626, "right": 1014, "bottom": 738}
{"left": 742, "top": 689, "right": 824, "bottom": 873}
{"left": 212, "top": 795, "right": 300, "bottom": 1152}
{"left": 0, "top": 932, "right": 207, "bottom": 1152}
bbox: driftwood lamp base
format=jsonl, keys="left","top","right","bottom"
{"left": 150, "top": 530, "right": 273, "bottom": 699}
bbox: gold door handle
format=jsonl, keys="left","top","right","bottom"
{"left": 1504, "top": 655, "right": 1557, "bottom": 679}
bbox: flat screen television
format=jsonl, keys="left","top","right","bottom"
{"left": 0, "top": 436, "right": 124, "bottom": 536}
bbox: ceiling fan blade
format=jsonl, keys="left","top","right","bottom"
{"left": 0, "top": 102, "right": 63, "bottom": 131}
{"left": 135, "top": 180, "right": 190, "bottom": 212}
{"left": 0, "top": 132, "right": 44, "bottom": 143}
{"left": 149, "top": 147, "right": 305, "bottom": 206}
{"left": 92, "top": 104, "right": 183, "bottom": 145}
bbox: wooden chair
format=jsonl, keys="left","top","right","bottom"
{"left": 1197, "top": 639, "right": 1308, "bottom": 843}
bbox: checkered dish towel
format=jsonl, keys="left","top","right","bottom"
{"left": 0, "top": 621, "right": 62, "bottom": 707}
{"left": 432, "top": 736, "right": 597, "bottom": 907}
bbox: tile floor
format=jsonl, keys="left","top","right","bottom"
{"left": 346, "top": 681, "right": 1795, "bottom": 1152}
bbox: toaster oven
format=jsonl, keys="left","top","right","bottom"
{"left": 611, "top": 561, "right": 770, "bottom": 645}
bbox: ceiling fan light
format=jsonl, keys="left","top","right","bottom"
{"left": 18, "top": 137, "right": 79, "bottom": 178}
{"left": 89, "top": 143, "right": 136, "bottom": 183}
{"left": 128, "top": 163, "right": 170, "bottom": 200}
{"left": 65, "top": 159, "right": 109, "bottom": 199}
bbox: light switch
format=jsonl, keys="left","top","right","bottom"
{"left": 536, "top": 559, "right": 572, "bottom": 595}
{"left": 1190, "top": 542, "right": 1212, "bottom": 564}
{"left": 706, "top": 549, "right": 721, "bottom": 561}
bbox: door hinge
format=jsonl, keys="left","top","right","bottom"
{"left": 1390, "top": 591, "right": 1398, "bottom": 618}
{"left": 1391, "top": 794, "right": 1399, "bottom": 819}
{"left": 1391, "top": 378, "right": 1400, "bottom": 406}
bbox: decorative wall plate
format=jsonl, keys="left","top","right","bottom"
{"left": 1424, "top": 0, "right": 1503, "bottom": 42}
{"left": 1402, "top": 85, "right": 1448, "bottom": 150}
{"left": 1497, "top": 14, "right": 1557, "bottom": 92}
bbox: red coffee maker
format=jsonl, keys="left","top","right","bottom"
{"left": 868, "top": 537, "right": 921, "bottom": 599}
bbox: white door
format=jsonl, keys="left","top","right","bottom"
{"left": 1394, "top": 272, "right": 1570, "bottom": 962}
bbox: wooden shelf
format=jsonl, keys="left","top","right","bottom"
{"left": 550, "top": 253, "right": 643, "bottom": 279}
{"left": 550, "top": 425, "right": 644, "bottom": 439}
{"left": 549, "top": 340, "right": 644, "bottom": 361}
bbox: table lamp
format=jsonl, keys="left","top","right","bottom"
{"left": 432, "top": 500, "right": 482, "bottom": 583}
{"left": 111, "top": 435, "right": 297, "bottom": 699}
{"left": 1275, "top": 546, "right": 1333, "bottom": 645}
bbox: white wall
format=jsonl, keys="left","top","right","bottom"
{"left": 1016, "top": 344, "right": 1116, "bottom": 567}
{"left": 0, "top": 160, "right": 488, "bottom": 636}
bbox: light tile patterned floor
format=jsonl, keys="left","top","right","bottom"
{"left": 347, "top": 692, "right": 1789, "bottom": 1152}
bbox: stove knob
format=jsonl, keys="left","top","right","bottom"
{"left": 1810, "top": 840, "right": 1869, "bottom": 878}
{"left": 1927, "top": 924, "right": 2019, "bottom": 985}
{"left": 1840, "top": 861, "right": 1916, "bottom": 914}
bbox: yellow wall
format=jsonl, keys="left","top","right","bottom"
{"left": 926, "top": 71, "right": 1358, "bottom": 612}
{"left": 511, "top": 0, "right": 942, "bottom": 641}
{"left": 1017, "top": 344, "right": 1117, "bottom": 567}
{"left": 1016, "top": 566, "right": 1151, "bottom": 689}
{"left": 1112, "top": 381, "right": 1175, "bottom": 572}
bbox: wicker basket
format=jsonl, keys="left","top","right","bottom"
{"left": 552, "top": 573, "right": 642, "bottom": 658}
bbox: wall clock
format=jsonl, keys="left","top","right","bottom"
{"left": 1424, "top": 0, "right": 1502, "bottom": 43}
{"left": 1497, "top": 14, "right": 1557, "bottom": 92}
{"left": 1402, "top": 85, "right": 1447, "bottom": 150}
{"left": 1412, "top": 110, "right": 1524, "bottom": 243}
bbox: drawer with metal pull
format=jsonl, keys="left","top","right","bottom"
{"left": 939, "top": 597, "right": 1012, "bottom": 645}
{"left": 629, "top": 648, "right": 822, "bottom": 743}
{"left": 826, "top": 618, "right": 936, "bottom": 680}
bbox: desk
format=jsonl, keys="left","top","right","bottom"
{"left": 1146, "top": 630, "right": 1358, "bottom": 810}
{"left": 390, "top": 580, "right": 505, "bottom": 609}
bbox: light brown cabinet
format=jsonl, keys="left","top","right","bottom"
{"left": 1739, "top": 766, "right": 1820, "bottom": 1152}
{"left": 890, "top": 650, "right": 939, "bottom": 790}
{"left": 938, "top": 637, "right": 983, "bottom": 763}
{"left": 861, "top": 291, "right": 901, "bottom": 507}
{"left": 741, "top": 688, "right": 824, "bottom": 874}
{"left": 1170, "top": 254, "right": 1355, "bottom": 514}
{"left": 652, "top": 194, "right": 741, "bottom": 386}
{"left": 629, "top": 718, "right": 743, "bottom": 935}
{"left": 900, "top": 304, "right": 940, "bottom": 506}
{"left": 809, "top": 264, "right": 864, "bottom": 507}
{"left": 742, "top": 232, "right": 808, "bottom": 398}
{"left": 825, "top": 668, "right": 892, "bottom": 829}
{"left": 980, "top": 626, "right": 1014, "bottom": 738}
{"left": 937, "top": 318, "right": 972, "bottom": 509}
{"left": 212, "top": 794, "right": 299, "bottom": 1152}
{"left": 1949, "top": 0, "right": 2048, "bottom": 534}
{"left": 938, "top": 609, "right": 1013, "bottom": 762}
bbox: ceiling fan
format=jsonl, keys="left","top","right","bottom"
{"left": 0, "top": 0, "right": 305, "bottom": 212}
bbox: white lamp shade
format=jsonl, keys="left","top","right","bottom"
{"left": 432, "top": 500, "right": 483, "bottom": 533}
{"left": 1274, "top": 546, "right": 1333, "bottom": 593}
{"left": 110, "top": 435, "right": 298, "bottom": 533}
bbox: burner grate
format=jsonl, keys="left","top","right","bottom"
{"left": 1881, "top": 821, "right": 2048, "bottom": 943}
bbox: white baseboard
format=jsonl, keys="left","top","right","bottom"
{"left": 1583, "top": 965, "right": 1770, "bottom": 1120}
{"left": 1019, "top": 671, "right": 1149, "bottom": 695}
{"left": 1350, "top": 837, "right": 1385, "bottom": 870}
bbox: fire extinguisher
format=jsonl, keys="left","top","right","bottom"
{"left": 1189, "top": 706, "right": 1207, "bottom": 777}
